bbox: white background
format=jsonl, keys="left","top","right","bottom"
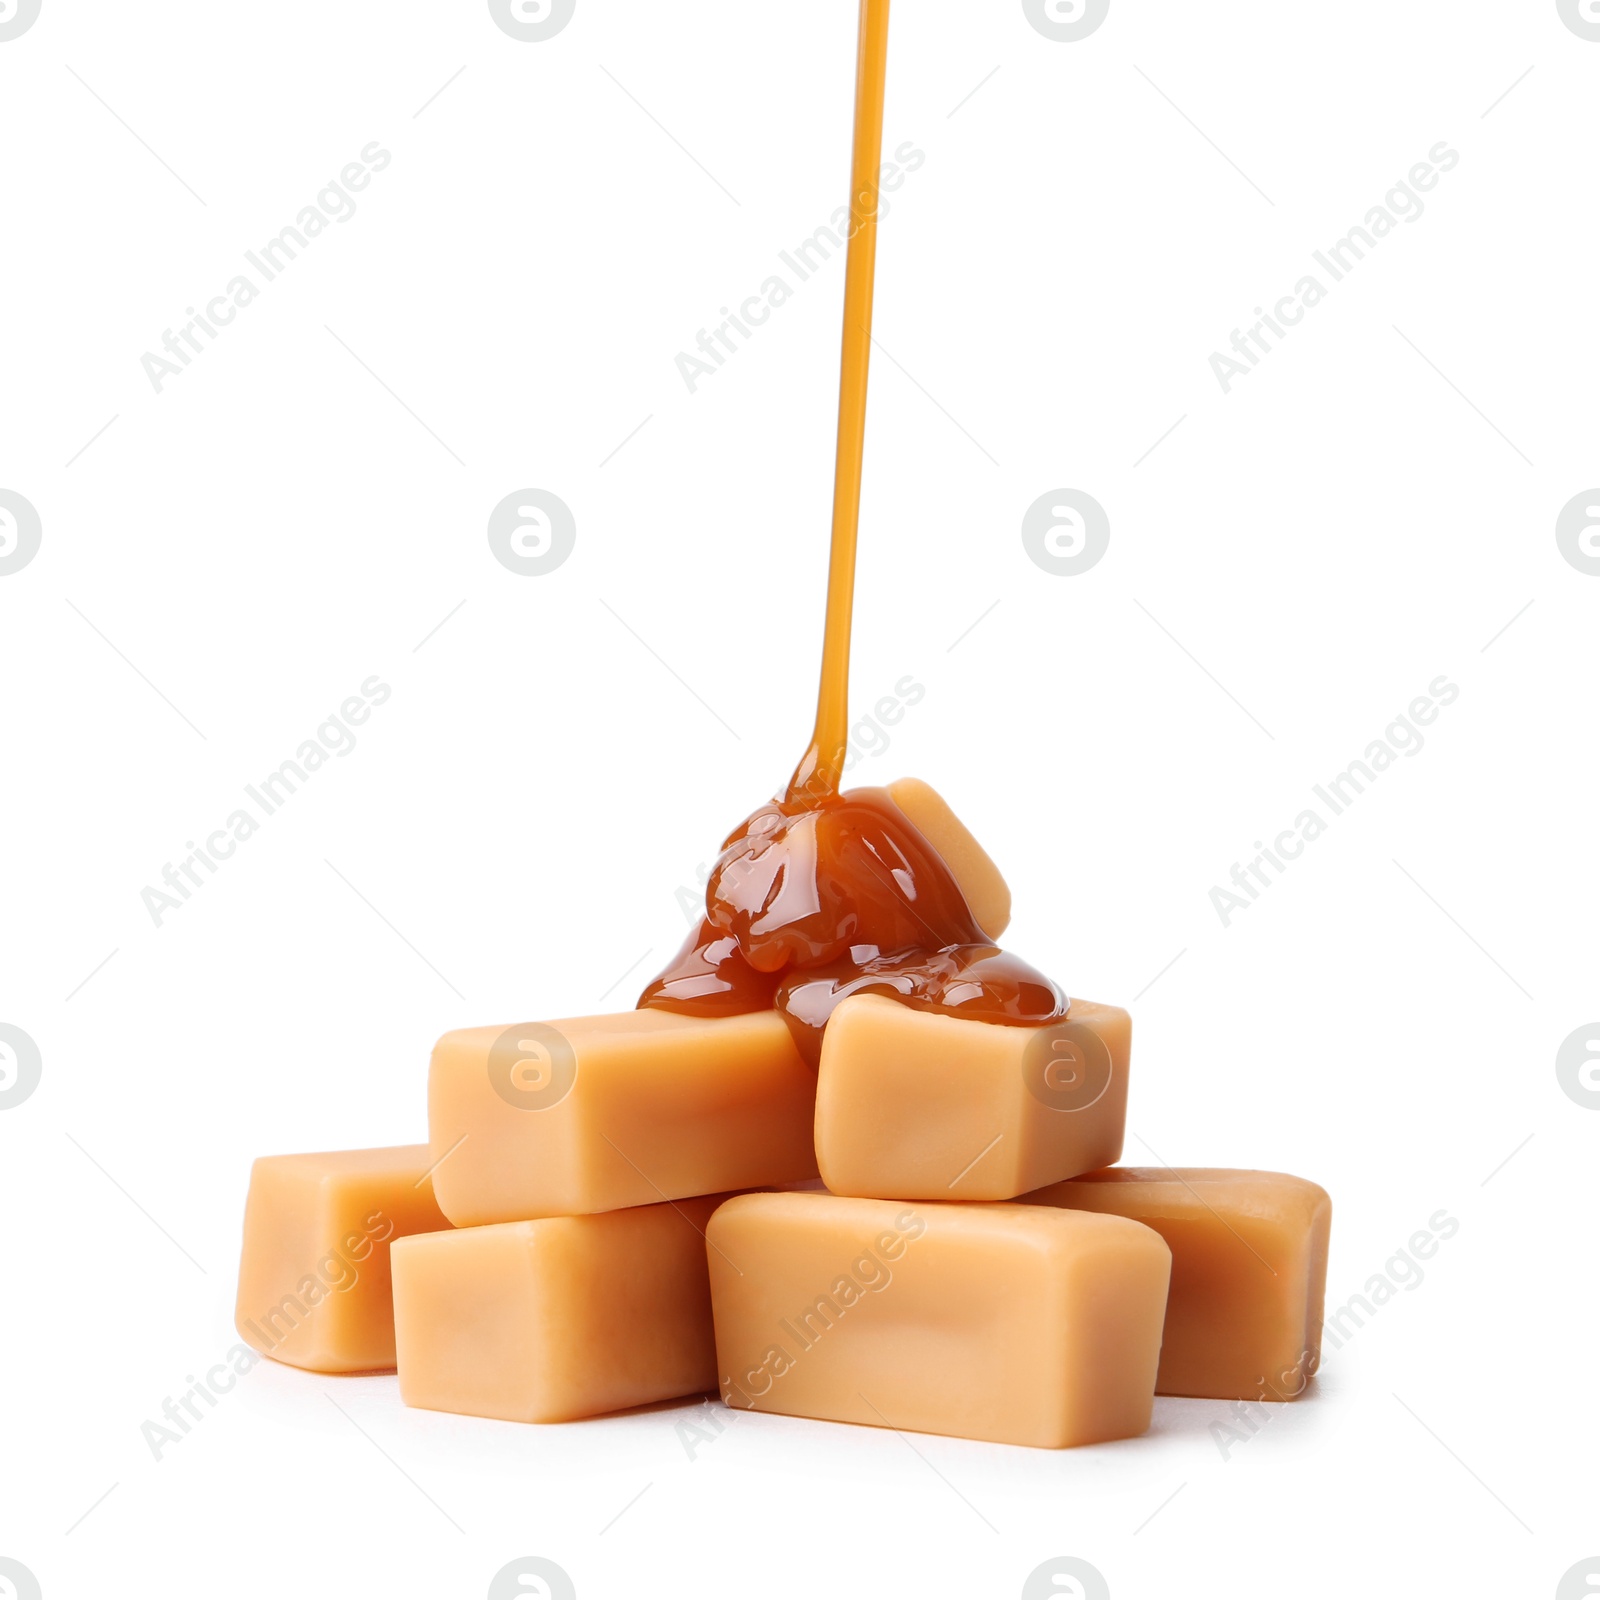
{"left": 2, "top": 2, "right": 1597, "bottom": 1597}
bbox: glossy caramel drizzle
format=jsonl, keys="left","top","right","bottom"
{"left": 639, "top": 0, "right": 1067, "bottom": 1062}
{"left": 640, "top": 789, "right": 1064, "bottom": 1064}
{"left": 786, "top": 0, "right": 890, "bottom": 806}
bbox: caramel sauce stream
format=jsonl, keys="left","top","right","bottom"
{"left": 786, "top": 0, "right": 889, "bottom": 806}
{"left": 641, "top": 0, "right": 1066, "bottom": 1063}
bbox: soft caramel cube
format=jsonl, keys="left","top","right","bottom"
{"left": 814, "top": 995, "right": 1130, "bottom": 1201}
{"left": 235, "top": 1146, "right": 450, "bottom": 1373}
{"left": 393, "top": 1194, "right": 726, "bottom": 1423}
{"left": 1022, "top": 1167, "right": 1332, "bottom": 1400}
{"left": 707, "top": 1191, "right": 1170, "bottom": 1449}
{"left": 427, "top": 1010, "right": 817, "bottom": 1225}
{"left": 886, "top": 777, "right": 1011, "bottom": 939}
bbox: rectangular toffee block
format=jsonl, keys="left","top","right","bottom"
{"left": 393, "top": 1194, "right": 727, "bottom": 1423}
{"left": 428, "top": 1009, "right": 818, "bottom": 1225}
{"left": 707, "top": 1191, "right": 1170, "bottom": 1448}
{"left": 1022, "top": 1167, "right": 1332, "bottom": 1400}
{"left": 886, "top": 777, "right": 1011, "bottom": 939}
{"left": 814, "top": 994, "right": 1130, "bottom": 1201}
{"left": 235, "top": 1146, "right": 451, "bottom": 1373}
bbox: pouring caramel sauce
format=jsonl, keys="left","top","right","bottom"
{"left": 640, "top": 0, "right": 1067, "bottom": 1064}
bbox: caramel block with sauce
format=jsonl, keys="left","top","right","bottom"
{"left": 886, "top": 777, "right": 1011, "bottom": 938}
{"left": 1022, "top": 1168, "right": 1332, "bottom": 1401}
{"left": 235, "top": 1146, "right": 451, "bottom": 1373}
{"left": 707, "top": 1191, "right": 1170, "bottom": 1448}
{"left": 394, "top": 1194, "right": 726, "bottom": 1423}
{"left": 814, "top": 994, "right": 1129, "bottom": 1201}
{"left": 428, "top": 1009, "right": 818, "bottom": 1226}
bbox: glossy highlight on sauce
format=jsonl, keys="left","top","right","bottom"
{"left": 639, "top": 0, "right": 1067, "bottom": 1063}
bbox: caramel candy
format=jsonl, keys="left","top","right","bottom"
{"left": 886, "top": 777, "right": 1011, "bottom": 939}
{"left": 814, "top": 994, "right": 1129, "bottom": 1201}
{"left": 393, "top": 1194, "right": 725, "bottom": 1423}
{"left": 1023, "top": 1167, "right": 1332, "bottom": 1400}
{"left": 427, "top": 1009, "right": 817, "bottom": 1226}
{"left": 235, "top": 1146, "right": 450, "bottom": 1373}
{"left": 707, "top": 1191, "right": 1170, "bottom": 1448}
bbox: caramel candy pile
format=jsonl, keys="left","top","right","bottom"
{"left": 236, "top": 782, "right": 1331, "bottom": 1447}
